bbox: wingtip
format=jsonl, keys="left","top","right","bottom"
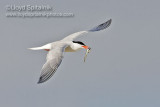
{"left": 108, "top": 19, "right": 112, "bottom": 26}
{"left": 37, "top": 81, "right": 41, "bottom": 84}
{"left": 37, "top": 78, "right": 43, "bottom": 84}
{"left": 37, "top": 80, "right": 42, "bottom": 84}
{"left": 107, "top": 19, "right": 112, "bottom": 26}
{"left": 89, "top": 18, "right": 112, "bottom": 32}
{"left": 37, "top": 77, "right": 46, "bottom": 84}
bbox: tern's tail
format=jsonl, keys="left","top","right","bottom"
{"left": 28, "top": 47, "right": 45, "bottom": 50}
{"left": 28, "top": 43, "right": 51, "bottom": 50}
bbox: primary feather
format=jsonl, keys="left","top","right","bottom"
{"left": 62, "top": 19, "right": 112, "bottom": 41}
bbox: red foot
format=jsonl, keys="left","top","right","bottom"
{"left": 44, "top": 49, "right": 50, "bottom": 51}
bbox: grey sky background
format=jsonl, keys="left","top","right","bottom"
{"left": 0, "top": 0, "right": 160, "bottom": 107}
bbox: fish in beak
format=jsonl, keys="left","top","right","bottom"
{"left": 82, "top": 46, "right": 91, "bottom": 62}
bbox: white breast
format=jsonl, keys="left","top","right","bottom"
{"left": 65, "top": 43, "right": 82, "bottom": 52}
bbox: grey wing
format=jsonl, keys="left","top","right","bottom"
{"left": 37, "top": 45, "right": 67, "bottom": 84}
{"left": 37, "top": 56, "right": 63, "bottom": 84}
{"left": 62, "top": 31, "right": 88, "bottom": 41}
{"left": 89, "top": 19, "right": 112, "bottom": 32}
{"left": 62, "top": 19, "right": 112, "bottom": 41}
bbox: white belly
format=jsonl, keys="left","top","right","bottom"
{"left": 65, "top": 46, "right": 81, "bottom": 52}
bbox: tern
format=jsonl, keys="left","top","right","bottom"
{"left": 29, "top": 19, "right": 112, "bottom": 84}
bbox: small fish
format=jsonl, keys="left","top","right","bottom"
{"left": 84, "top": 47, "right": 91, "bottom": 62}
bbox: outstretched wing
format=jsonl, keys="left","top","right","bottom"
{"left": 37, "top": 44, "right": 68, "bottom": 84}
{"left": 62, "top": 19, "right": 112, "bottom": 41}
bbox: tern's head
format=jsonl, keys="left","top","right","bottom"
{"left": 72, "top": 41, "right": 91, "bottom": 50}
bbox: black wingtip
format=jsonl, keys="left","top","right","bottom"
{"left": 107, "top": 19, "right": 112, "bottom": 26}
{"left": 37, "top": 77, "right": 43, "bottom": 84}
{"left": 37, "top": 80, "right": 41, "bottom": 84}
{"left": 89, "top": 18, "right": 112, "bottom": 32}
{"left": 37, "top": 80, "right": 45, "bottom": 84}
{"left": 37, "top": 81, "right": 41, "bottom": 84}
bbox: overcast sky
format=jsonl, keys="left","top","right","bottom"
{"left": 0, "top": 0, "right": 160, "bottom": 107}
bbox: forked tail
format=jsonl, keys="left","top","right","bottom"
{"left": 28, "top": 43, "right": 51, "bottom": 51}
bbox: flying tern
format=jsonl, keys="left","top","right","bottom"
{"left": 29, "top": 19, "right": 112, "bottom": 84}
